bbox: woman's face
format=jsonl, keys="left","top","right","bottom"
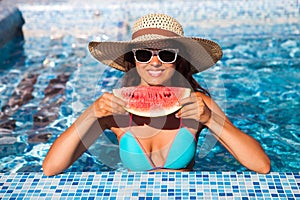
{"left": 134, "top": 49, "right": 176, "bottom": 86}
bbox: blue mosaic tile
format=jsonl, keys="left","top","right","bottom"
{"left": 0, "top": 172, "right": 299, "bottom": 199}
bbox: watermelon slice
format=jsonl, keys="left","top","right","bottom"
{"left": 113, "top": 86, "right": 191, "bottom": 117}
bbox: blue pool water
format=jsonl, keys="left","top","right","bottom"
{"left": 0, "top": 0, "right": 299, "bottom": 174}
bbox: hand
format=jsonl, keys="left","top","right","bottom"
{"left": 176, "top": 92, "right": 211, "bottom": 125}
{"left": 93, "top": 92, "right": 127, "bottom": 118}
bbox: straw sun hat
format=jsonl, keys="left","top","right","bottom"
{"left": 88, "top": 13, "right": 222, "bottom": 73}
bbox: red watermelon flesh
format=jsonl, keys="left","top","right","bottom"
{"left": 113, "top": 86, "right": 191, "bottom": 117}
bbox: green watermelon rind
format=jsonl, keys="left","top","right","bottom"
{"left": 113, "top": 86, "right": 191, "bottom": 117}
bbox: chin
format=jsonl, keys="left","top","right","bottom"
{"left": 148, "top": 84, "right": 164, "bottom": 86}
{"left": 147, "top": 82, "right": 170, "bottom": 86}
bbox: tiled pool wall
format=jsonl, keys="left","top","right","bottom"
{"left": 1, "top": 0, "right": 300, "bottom": 199}
{"left": 1, "top": 172, "right": 299, "bottom": 199}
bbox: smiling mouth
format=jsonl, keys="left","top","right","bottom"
{"left": 147, "top": 70, "right": 164, "bottom": 77}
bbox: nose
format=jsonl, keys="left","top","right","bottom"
{"left": 150, "top": 55, "right": 162, "bottom": 67}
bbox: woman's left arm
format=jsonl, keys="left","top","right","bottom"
{"left": 178, "top": 92, "right": 271, "bottom": 174}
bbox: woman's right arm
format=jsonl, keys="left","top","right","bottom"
{"left": 42, "top": 93, "right": 126, "bottom": 176}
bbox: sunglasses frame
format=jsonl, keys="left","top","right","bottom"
{"left": 132, "top": 48, "right": 179, "bottom": 64}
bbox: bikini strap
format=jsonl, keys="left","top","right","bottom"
{"left": 129, "top": 113, "right": 133, "bottom": 127}
{"left": 179, "top": 117, "right": 183, "bottom": 128}
{"left": 118, "top": 114, "right": 133, "bottom": 140}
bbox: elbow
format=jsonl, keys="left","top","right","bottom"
{"left": 260, "top": 162, "right": 271, "bottom": 174}
{"left": 43, "top": 170, "right": 54, "bottom": 177}
{"left": 42, "top": 160, "right": 61, "bottom": 177}
{"left": 257, "top": 157, "right": 271, "bottom": 174}
{"left": 243, "top": 155, "right": 271, "bottom": 174}
{"left": 42, "top": 162, "right": 54, "bottom": 176}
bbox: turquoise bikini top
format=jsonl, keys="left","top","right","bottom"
{"left": 118, "top": 115, "right": 197, "bottom": 171}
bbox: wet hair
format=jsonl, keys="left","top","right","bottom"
{"left": 121, "top": 51, "right": 210, "bottom": 96}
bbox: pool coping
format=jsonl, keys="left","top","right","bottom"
{"left": 1, "top": 171, "right": 299, "bottom": 199}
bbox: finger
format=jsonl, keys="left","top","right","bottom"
{"left": 178, "top": 96, "right": 197, "bottom": 107}
{"left": 178, "top": 100, "right": 206, "bottom": 119}
{"left": 176, "top": 102, "right": 198, "bottom": 118}
{"left": 103, "top": 93, "right": 127, "bottom": 110}
{"left": 95, "top": 93, "right": 126, "bottom": 116}
{"left": 176, "top": 96, "right": 197, "bottom": 118}
{"left": 181, "top": 104, "right": 211, "bottom": 124}
{"left": 110, "top": 101, "right": 127, "bottom": 114}
{"left": 175, "top": 109, "right": 181, "bottom": 118}
{"left": 179, "top": 109, "right": 199, "bottom": 120}
{"left": 111, "top": 95, "right": 127, "bottom": 107}
{"left": 99, "top": 96, "right": 125, "bottom": 114}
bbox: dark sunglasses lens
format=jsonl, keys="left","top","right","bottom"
{"left": 159, "top": 50, "right": 176, "bottom": 62}
{"left": 135, "top": 50, "right": 152, "bottom": 62}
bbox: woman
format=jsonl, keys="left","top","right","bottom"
{"left": 43, "top": 13, "right": 270, "bottom": 176}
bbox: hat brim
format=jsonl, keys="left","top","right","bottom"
{"left": 88, "top": 36, "right": 222, "bottom": 74}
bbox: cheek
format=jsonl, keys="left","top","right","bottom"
{"left": 165, "top": 68, "right": 176, "bottom": 78}
{"left": 165, "top": 65, "right": 176, "bottom": 76}
{"left": 135, "top": 64, "right": 147, "bottom": 76}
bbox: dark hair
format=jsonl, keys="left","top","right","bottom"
{"left": 121, "top": 51, "right": 210, "bottom": 96}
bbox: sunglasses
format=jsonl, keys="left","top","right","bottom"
{"left": 132, "top": 48, "right": 179, "bottom": 64}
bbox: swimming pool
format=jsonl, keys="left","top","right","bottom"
{"left": 0, "top": 0, "right": 299, "bottom": 175}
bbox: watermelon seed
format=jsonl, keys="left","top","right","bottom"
{"left": 163, "top": 92, "right": 171, "bottom": 98}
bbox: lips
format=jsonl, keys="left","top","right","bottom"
{"left": 147, "top": 70, "right": 164, "bottom": 77}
